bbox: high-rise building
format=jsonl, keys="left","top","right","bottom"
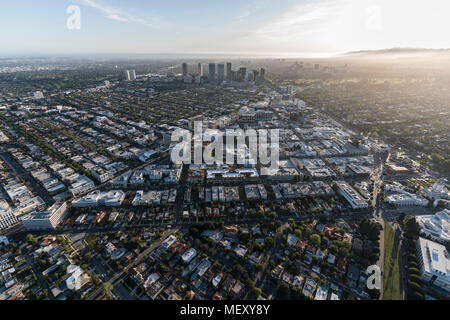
{"left": 126, "top": 70, "right": 137, "bottom": 81}
{"left": 22, "top": 202, "right": 68, "bottom": 230}
{"left": 248, "top": 71, "right": 255, "bottom": 82}
{"left": 238, "top": 67, "right": 247, "bottom": 82}
{"left": 208, "top": 63, "right": 216, "bottom": 83}
{"left": 217, "top": 64, "right": 225, "bottom": 83}
{"left": 226, "top": 62, "right": 232, "bottom": 81}
{"left": 259, "top": 68, "right": 266, "bottom": 85}
{"left": 252, "top": 70, "right": 259, "bottom": 83}
{"left": 182, "top": 63, "right": 188, "bottom": 76}
{"left": 198, "top": 63, "right": 203, "bottom": 76}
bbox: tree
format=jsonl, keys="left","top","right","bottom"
{"left": 409, "top": 274, "right": 422, "bottom": 284}
{"left": 397, "top": 212, "right": 406, "bottom": 225}
{"left": 232, "top": 264, "right": 243, "bottom": 278}
{"left": 409, "top": 282, "right": 422, "bottom": 292}
{"left": 26, "top": 234, "right": 38, "bottom": 246}
{"left": 103, "top": 282, "right": 114, "bottom": 299}
{"left": 277, "top": 283, "right": 290, "bottom": 299}
{"left": 408, "top": 267, "right": 420, "bottom": 275}
{"left": 310, "top": 234, "right": 321, "bottom": 248}
{"left": 252, "top": 287, "right": 262, "bottom": 298}
{"left": 368, "top": 289, "right": 380, "bottom": 300}
{"left": 404, "top": 218, "right": 419, "bottom": 239}
{"left": 410, "top": 291, "right": 424, "bottom": 300}
{"left": 338, "top": 247, "right": 350, "bottom": 258}
{"left": 265, "top": 237, "right": 275, "bottom": 248}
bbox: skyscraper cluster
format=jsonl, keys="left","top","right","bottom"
{"left": 179, "top": 62, "right": 265, "bottom": 85}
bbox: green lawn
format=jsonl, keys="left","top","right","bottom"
{"left": 383, "top": 223, "right": 403, "bottom": 300}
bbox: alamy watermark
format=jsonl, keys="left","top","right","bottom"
{"left": 67, "top": 5, "right": 81, "bottom": 30}
{"left": 366, "top": 265, "right": 381, "bottom": 290}
{"left": 171, "top": 122, "right": 280, "bottom": 175}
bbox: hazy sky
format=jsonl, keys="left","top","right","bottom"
{"left": 1, "top": 0, "right": 449, "bottom": 56}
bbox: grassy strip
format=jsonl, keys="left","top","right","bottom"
{"left": 383, "top": 223, "right": 403, "bottom": 300}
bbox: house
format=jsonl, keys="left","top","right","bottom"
{"left": 272, "top": 265, "right": 284, "bottom": 279}
{"left": 287, "top": 234, "right": 299, "bottom": 247}
{"left": 302, "top": 278, "right": 317, "bottom": 299}
{"left": 352, "top": 238, "right": 364, "bottom": 252}
{"left": 292, "top": 275, "right": 304, "bottom": 290}
{"left": 346, "top": 264, "right": 360, "bottom": 287}
{"left": 327, "top": 253, "right": 336, "bottom": 265}
{"left": 231, "top": 281, "right": 245, "bottom": 298}
{"left": 296, "top": 240, "right": 307, "bottom": 252}
{"left": 316, "top": 249, "right": 326, "bottom": 261}
{"left": 337, "top": 258, "right": 348, "bottom": 273}
{"left": 282, "top": 272, "right": 292, "bottom": 284}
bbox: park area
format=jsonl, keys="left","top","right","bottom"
{"left": 383, "top": 223, "right": 403, "bottom": 300}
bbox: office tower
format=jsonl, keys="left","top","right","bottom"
{"left": 226, "top": 62, "right": 232, "bottom": 81}
{"left": 238, "top": 67, "right": 247, "bottom": 82}
{"left": 208, "top": 63, "right": 216, "bottom": 83}
{"left": 314, "top": 64, "right": 320, "bottom": 70}
{"left": 198, "top": 63, "right": 203, "bottom": 76}
{"left": 182, "top": 63, "right": 188, "bottom": 76}
{"left": 127, "top": 70, "right": 137, "bottom": 81}
{"left": 217, "top": 64, "right": 225, "bottom": 83}
{"left": 252, "top": 70, "right": 259, "bottom": 83}
{"left": 259, "top": 68, "right": 266, "bottom": 84}
{"left": 248, "top": 71, "right": 255, "bottom": 82}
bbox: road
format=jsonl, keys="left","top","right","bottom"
{"left": 254, "top": 222, "right": 289, "bottom": 289}
{"left": 371, "top": 150, "right": 388, "bottom": 299}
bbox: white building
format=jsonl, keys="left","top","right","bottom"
{"left": 14, "top": 196, "right": 46, "bottom": 216}
{"left": 91, "top": 167, "right": 112, "bottom": 183}
{"left": 34, "top": 91, "right": 44, "bottom": 99}
{"left": 386, "top": 193, "right": 429, "bottom": 207}
{"left": 72, "top": 190, "right": 125, "bottom": 207}
{"left": 66, "top": 265, "right": 84, "bottom": 291}
{"left": 181, "top": 248, "right": 197, "bottom": 264}
{"left": 416, "top": 237, "right": 450, "bottom": 292}
{"left": 0, "top": 209, "right": 20, "bottom": 231}
{"left": 22, "top": 202, "right": 68, "bottom": 230}
{"left": 125, "top": 70, "right": 137, "bottom": 81}
{"left": 69, "top": 176, "right": 95, "bottom": 197}
{"left": 0, "top": 236, "right": 9, "bottom": 246}
{"left": 335, "top": 181, "right": 368, "bottom": 209}
{"left": 417, "top": 209, "right": 450, "bottom": 243}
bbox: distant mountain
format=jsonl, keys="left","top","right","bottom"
{"left": 343, "top": 48, "right": 450, "bottom": 56}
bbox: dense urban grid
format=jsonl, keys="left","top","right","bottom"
{"left": 0, "top": 55, "right": 448, "bottom": 301}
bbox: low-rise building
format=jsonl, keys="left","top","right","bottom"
{"left": 69, "top": 176, "right": 95, "bottom": 197}
{"left": 416, "top": 209, "right": 450, "bottom": 243}
{"left": 335, "top": 181, "right": 368, "bottom": 209}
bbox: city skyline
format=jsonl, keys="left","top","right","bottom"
{"left": 1, "top": 0, "right": 450, "bottom": 57}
